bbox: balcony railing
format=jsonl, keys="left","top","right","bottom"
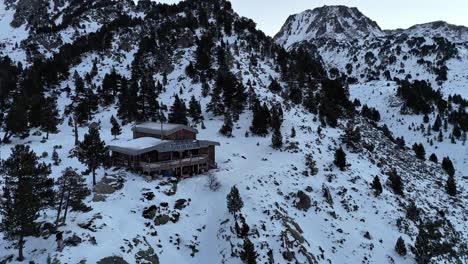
{"left": 140, "top": 155, "right": 209, "bottom": 172}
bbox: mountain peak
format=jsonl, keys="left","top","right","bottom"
{"left": 274, "top": 5, "right": 385, "bottom": 48}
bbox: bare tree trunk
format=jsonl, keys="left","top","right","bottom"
{"left": 55, "top": 180, "right": 67, "bottom": 227}
{"left": 17, "top": 235, "right": 24, "bottom": 261}
{"left": 62, "top": 189, "right": 71, "bottom": 225}
{"left": 2, "top": 131, "right": 10, "bottom": 143}
{"left": 92, "top": 168, "right": 96, "bottom": 186}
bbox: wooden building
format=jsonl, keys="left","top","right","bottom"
{"left": 109, "top": 123, "right": 220, "bottom": 178}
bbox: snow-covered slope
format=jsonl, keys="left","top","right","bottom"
{"left": 275, "top": 5, "right": 468, "bottom": 99}
{"left": 274, "top": 5, "right": 385, "bottom": 48}
{"left": 0, "top": 1, "right": 466, "bottom": 263}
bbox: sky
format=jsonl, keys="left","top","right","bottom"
{"left": 153, "top": 0, "right": 468, "bottom": 36}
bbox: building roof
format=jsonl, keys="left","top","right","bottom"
{"left": 109, "top": 137, "right": 220, "bottom": 156}
{"left": 133, "top": 122, "right": 198, "bottom": 136}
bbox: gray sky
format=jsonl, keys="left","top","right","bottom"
{"left": 154, "top": 0, "right": 468, "bottom": 36}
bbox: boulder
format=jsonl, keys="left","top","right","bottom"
{"left": 93, "top": 182, "right": 116, "bottom": 195}
{"left": 97, "top": 257, "right": 129, "bottom": 264}
{"left": 174, "top": 199, "right": 187, "bottom": 210}
{"left": 154, "top": 215, "right": 170, "bottom": 226}
{"left": 142, "top": 205, "right": 158, "bottom": 219}
{"left": 64, "top": 234, "right": 82, "bottom": 247}
{"left": 92, "top": 194, "right": 106, "bottom": 202}
{"left": 295, "top": 191, "right": 311, "bottom": 211}
{"left": 143, "top": 192, "right": 155, "bottom": 201}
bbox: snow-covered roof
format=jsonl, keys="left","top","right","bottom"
{"left": 109, "top": 137, "right": 219, "bottom": 156}
{"left": 133, "top": 122, "right": 198, "bottom": 136}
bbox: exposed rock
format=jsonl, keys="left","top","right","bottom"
{"left": 174, "top": 199, "right": 187, "bottom": 210}
{"left": 142, "top": 192, "right": 155, "bottom": 201}
{"left": 142, "top": 205, "right": 157, "bottom": 220}
{"left": 97, "top": 257, "right": 129, "bottom": 264}
{"left": 295, "top": 191, "right": 311, "bottom": 211}
{"left": 93, "top": 182, "right": 116, "bottom": 195}
{"left": 154, "top": 214, "right": 170, "bottom": 226}
{"left": 93, "top": 194, "right": 107, "bottom": 202}
{"left": 64, "top": 234, "right": 82, "bottom": 247}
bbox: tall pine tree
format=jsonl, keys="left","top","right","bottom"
{"left": 77, "top": 127, "right": 108, "bottom": 185}
{"left": 0, "top": 145, "right": 54, "bottom": 261}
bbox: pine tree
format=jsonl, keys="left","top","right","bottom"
{"left": 55, "top": 167, "right": 91, "bottom": 226}
{"left": 77, "top": 127, "right": 108, "bottom": 185}
{"left": 168, "top": 95, "right": 188, "bottom": 125}
{"left": 441, "top": 157, "right": 455, "bottom": 176}
{"left": 2, "top": 95, "right": 29, "bottom": 143}
{"left": 412, "top": 143, "right": 426, "bottom": 160}
{"left": 446, "top": 175, "right": 457, "bottom": 196}
{"left": 219, "top": 112, "right": 233, "bottom": 137}
{"left": 207, "top": 74, "right": 225, "bottom": 116}
{"left": 0, "top": 145, "right": 54, "bottom": 261}
{"left": 100, "top": 70, "right": 120, "bottom": 106}
{"left": 414, "top": 225, "right": 431, "bottom": 264}
{"left": 395, "top": 237, "right": 407, "bottom": 256}
{"left": 250, "top": 101, "right": 269, "bottom": 136}
{"left": 268, "top": 78, "right": 281, "bottom": 93}
{"left": 388, "top": 169, "right": 404, "bottom": 195}
{"left": 188, "top": 95, "right": 203, "bottom": 124}
{"left": 52, "top": 149, "right": 61, "bottom": 166}
{"left": 290, "top": 127, "right": 296, "bottom": 138}
{"left": 371, "top": 176, "right": 383, "bottom": 196}
{"left": 429, "top": 153, "right": 438, "bottom": 163}
{"left": 40, "top": 96, "right": 61, "bottom": 139}
{"left": 137, "top": 74, "right": 160, "bottom": 121}
{"left": 271, "top": 127, "right": 283, "bottom": 149}
{"left": 110, "top": 115, "right": 122, "bottom": 140}
{"left": 270, "top": 106, "right": 282, "bottom": 131}
{"left": 226, "top": 186, "right": 244, "bottom": 216}
{"left": 117, "top": 79, "right": 140, "bottom": 124}
{"left": 239, "top": 238, "right": 257, "bottom": 264}
{"left": 334, "top": 147, "right": 347, "bottom": 171}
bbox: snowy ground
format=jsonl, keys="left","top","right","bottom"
{"left": 350, "top": 81, "right": 468, "bottom": 176}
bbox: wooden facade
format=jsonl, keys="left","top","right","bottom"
{"left": 110, "top": 123, "right": 219, "bottom": 178}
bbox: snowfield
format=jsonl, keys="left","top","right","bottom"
{"left": 0, "top": 1, "right": 467, "bottom": 264}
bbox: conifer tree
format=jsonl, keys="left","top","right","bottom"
{"left": 446, "top": 175, "right": 457, "bottom": 196}
{"left": 207, "top": 73, "right": 225, "bottom": 116}
{"left": 100, "top": 70, "right": 120, "bottom": 106}
{"left": 188, "top": 95, "right": 203, "bottom": 123}
{"left": 219, "top": 112, "right": 233, "bottom": 137}
{"left": 429, "top": 153, "right": 438, "bottom": 163}
{"left": 168, "top": 95, "right": 188, "bottom": 125}
{"left": 271, "top": 127, "right": 283, "bottom": 149}
{"left": 395, "top": 237, "right": 407, "bottom": 256}
{"left": 334, "top": 147, "right": 347, "bottom": 171}
{"left": 270, "top": 106, "right": 282, "bottom": 131}
{"left": 226, "top": 186, "right": 244, "bottom": 217}
{"left": 441, "top": 157, "right": 455, "bottom": 176}
{"left": 40, "top": 96, "right": 61, "bottom": 139}
{"left": 77, "top": 127, "right": 108, "bottom": 185}
{"left": 2, "top": 95, "right": 29, "bottom": 143}
{"left": 412, "top": 143, "right": 426, "bottom": 160}
{"left": 250, "top": 101, "right": 269, "bottom": 136}
{"left": 388, "top": 169, "right": 404, "bottom": 195}
{"left": 110, "top": 115, "right": 122, "bottom": 140}
{"left": 138, "top": 74, "right": 160, "bottom": 121}
{"left": 52, "top": 149, "right": 61, "bottom": 166}
{"left": 240, "top": 238, "right": 257, "bottom": 264}
{"left": 55, "top": 167, "right": 91, "bottom": 226}
{"left": 268, "top": 78, "right": 281, "bottom": 93}
{"left": 291, "top": 127, "right": 296, "bottom": 138}
{"left": 371, "top": 176, "right": 383, "bottom": 196}
{"left": 0, "top": 145, "right": 54, "bottom": 261}
{"left": 120, "top": 79, "right": 140, "bottom": 123}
